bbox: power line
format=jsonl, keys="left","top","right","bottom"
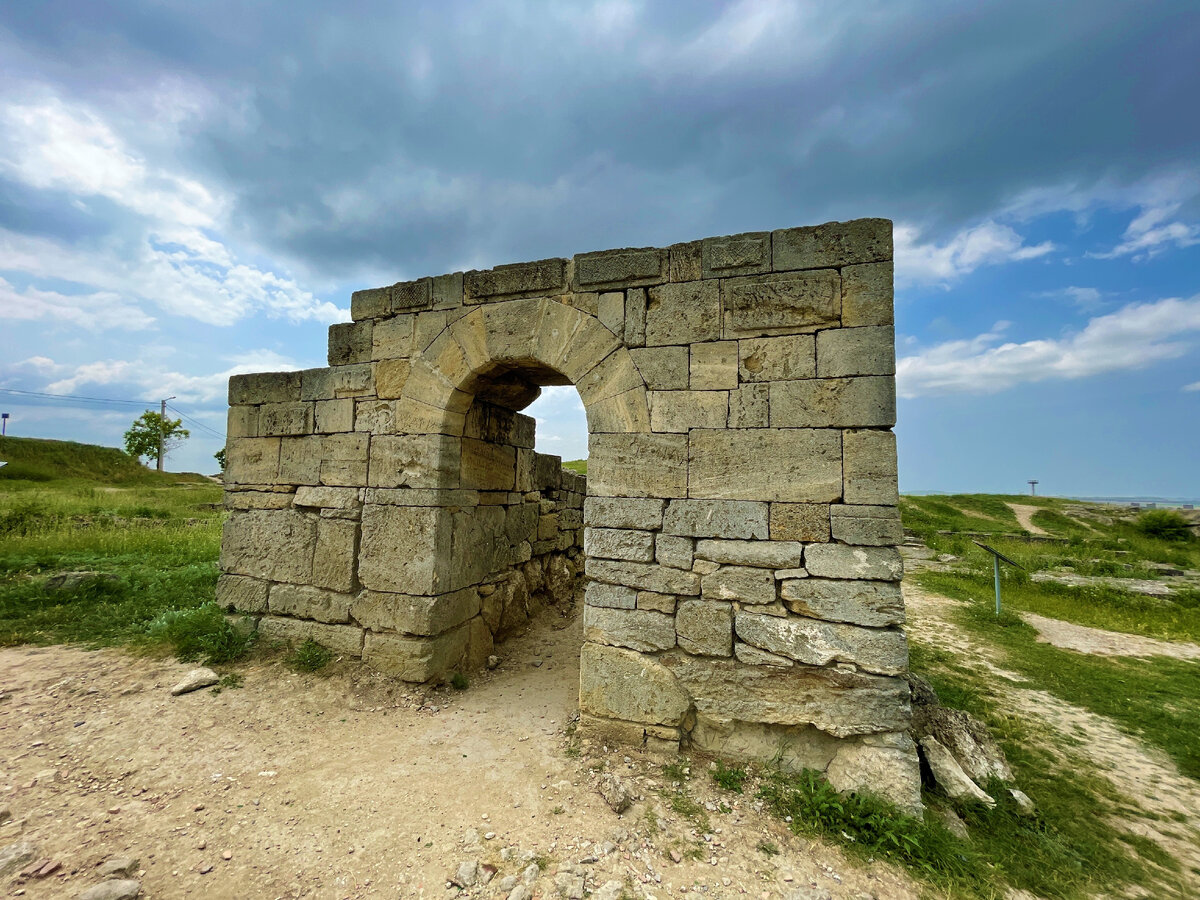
{"left": 166, "top": 403, "right": 226, "bottom": 440}
{"left": 0, "top": 387, "right": 152, "bottom": 406}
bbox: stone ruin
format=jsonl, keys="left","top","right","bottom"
{"left": 217, "top": 218, "right": 919, "bottom": 810}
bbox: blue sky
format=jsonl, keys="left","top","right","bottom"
{"left": 0, "top": 1, "right": 1197, "bottom": 498}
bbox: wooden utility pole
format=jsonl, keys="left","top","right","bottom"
{"left": 158, "top": 397, "right": 175, "bottom": 472}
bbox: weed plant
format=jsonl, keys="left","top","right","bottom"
{"left": 145, "top": 603, "right": 255, "bottom": 664}
{"left": 288, "top": 638, "right": 333, "bottom": 672}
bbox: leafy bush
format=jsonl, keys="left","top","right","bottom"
{"left": 146, "top": 602, "right": 254, "bottom": 664}
{"left": 288, "top": 638, "right": 333, "bottom": 672}
{"left": 1136, "top": 510, "right": 1194, "bottom": 542}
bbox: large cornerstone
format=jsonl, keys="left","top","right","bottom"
{"left": 218, "top": 218, "right": 919, "bottom": 810}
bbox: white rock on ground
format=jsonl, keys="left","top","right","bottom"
{"left": 919, "top": 736, "right": 995, "bottom": 806}
{"left": 78, "top": 880, "right": 142, "bottom": 900}
{"left": 0, "top": 842, "right": 37, "bottom": 877}
{"left": 170, "top": 668, "right": 219, "bottom": 696}
{"left": 97, "top": 858, "right": 140, "bottom": 878}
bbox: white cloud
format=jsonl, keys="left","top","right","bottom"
{"left": 897, "top": 295, "right": 1200, "bottom": 398}
{"left": 0, "top": 91, "right": 344, "bottom": 326}
{"left": 1184, "top": 381, "right": 1200, "bottom": 393}
{"left": 1033, "top": 285, "right": 1104, "bottom": 310}
{"left": 0, "top": 275, "right": 152, "bottom": 330}
{"left": 894, "top": 220, "right": 1055, "bottom": 287}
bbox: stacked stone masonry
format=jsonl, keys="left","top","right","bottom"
{"left": 220, "top": 218, "right": 919, "bottom": 811}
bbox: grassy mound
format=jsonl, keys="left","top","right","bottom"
{"left": 0, "top": 435, "right": 208, "bottom": 483}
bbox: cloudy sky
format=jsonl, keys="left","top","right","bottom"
{"left": 1, "top": 1, "right": 1197, "bottom": 498}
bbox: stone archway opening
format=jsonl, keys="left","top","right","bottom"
{"left": 218, "top": 219, "right": 923, "bottom": 811}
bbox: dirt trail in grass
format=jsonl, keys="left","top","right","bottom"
{"left": 1005, "top": 503, "right": 1049, "bottom": 536}
{"left": 1021, "top": 612, "right": 1200, "bottom": 660}
{"left": 0, "top": 604, "right": 919, "bottom": 900}
{"left": 905, "top": 583, "right": 1200, "bottom": 876}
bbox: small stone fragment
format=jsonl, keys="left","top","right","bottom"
{"left": 0, "top": 842, "right": 37, "bottom": 877}
{"left": 170, "top": 668, "right": 220, "bottom": 696}
{"left": 597, "top": 773, "right": 634, "bottom": 814}
{"left": 79, "top": 881, "right": 142, "bottom": 900}
{"left": 97, "top": 858, "right": 140, "bottom": 879}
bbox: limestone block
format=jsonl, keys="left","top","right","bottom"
{"left": 227, "top": 405, "right": 258, "bottom": 439}
{"left": 277, "top": 434, "right": 368, "bottom": 486}
{"left": 465, "top": 258, "right": 567, "bottom": 302}
{"left": 391, "top": 277, "right": 433, "bottom": 312}
{"left": 817, "top": 326, "right": 895, "bottom": 378}
{"left": 215, "top": 574, "right": 269, "bottom": 614}
{"left": 374, "top": 359, "right": 411, "bottom": 399}
{"left": 649, "top": 390, "right": 727, "bottom": 432}
{"left": 364, "top": 487, "right": 479, "bottom": 507}
{"left": 537, "top": 513, "right": 558, "bottom": 541}
{"left": 313, "top": 518, "right": 358, "bottom": 592}
{"left": 689, "top": 341, "right": 738, "bottom": 389}
{"left": 629, "top": 346, "right": 689, "bottom": 390}
{"left": 843, "top": 429, "right": 899, "bottom": 505}
{"left": 363, "top": 624, "right": 470, "bottom": 681}
{"left": 368, "top": 434, "right": 460, "bottom": 489}
{"left": 579, "top": 642, "right": 690, "bottom": 726}
{"left": 574, "top": 247, "right": 667, "bottom": 290}
{"left": 586, "top": 389, "right": 652, "bottom": 434}
{"left": 505, "top": 501, "right": 538, "bottom": 545}
{"left": 412, "top": 309, "right": 452, "bottom": 353}
{"left": 772, "top": 219, "right": 892, "bottom": 271}
{"left": 371, "top": 315, "right": 415, "bottom": 360}
{"left": 770, "top": 503, "right": 832, "bottom": 542}
{"left": 625, "top": 287, "right": 647, "bottom": 346}
{"left": 769, "top": 377, "right": 895, "bottom": 428}
{"left": 676, "top": 600, "right": 734, "bottom": 656}
{"left": 734, "top": 642, "right": 793, "bottom": 667}
{"left": 584, "top": 497, "right": 665, "bottom": 530}
{"left": 728, "top": 384, "right": 768, "bottom": 428}
{"left": 701, "top": 565, "right": 777, "bottom": 604}
{"left": 738, "top": 335, "right": 816, "bottom": 382}
{"left": 830, "top": 504, "right": 902, "bottom": 546}
{"left": 460, "top": 438, "right": 516, "bottom": 491}
{"left": 565, "top": 290, "right": 599, "bottom": 316}
{"left": 269, "top": 583, "right": 352, "bottom": 624}
{"left": 351, "top": 587, "right": 480, "bottom": 636}
{"left": 659, "top": 654, "right": 911, "bottom": 736}
{"left": 584, "top": 527, "right": 656, "bottom": 562}
{"left": 229, "top": 370, "right": 301, "bottom": 405}
{"left": 258, "top": 617, "right": 364, "bottom": 657}
{"left": 226, "top": 438, "right": 281, "bottom": 485}
{"left": 220, "top": 509, "right": 315, "bottom": 584}
{"left": 534, "top": 453, "right": 563, "bottom": 490}
{"left": 300, "top": 364, "right": 375, "bottom": 401}
{"left": 826, "top": 732, "right": 922, "bottom": 815}
{"left": 258, "top": 402, "right": 314, "bottom": 437}
{"left": 841, "top": 261, "right": 894, "bottom": 327}
{"left": 695, "top": 539, "right": 804, "bottom": 569}
{"left": 645, "top": 280, "right": 720, "bottom": 346}
{"left": 585, "top": 558, "right": 701, "bottom": 596}
{"left": 583, "top": 605, "right": 677, "bottom": 652}
{"left": 531, "top": 300, "right": 620, "bottom": 382}
{"left": 919, "top": 736, "right": 995, "bottom": 806}
{"left": 688, "top": 428, "right": 842, "bottom": 502}
{"left": 585, "top": 581, "right": 638, "bottom": 609}
{"left": 668, "top": 240, "right": 702, "bottom": 282}
{"left": 781, "top": 578, "right": 904, "bottom": 627}
{"left": 515, "top": 448, "right": 535, "bottom": 492}
{"left": 432, "top": 271, "right": 464, "bottom": 310}
{"left": 662, "top": 499, "right": 769, "bottom": 539}
{"left": 723, "top": 271, "right": 840, "bottom": 338}
{"left": 353, "top": 400, "right": 396, "bottom": 433}
{"left": 314, "top": 398, "right": 355, "bottom": 433}
{"left": 733, "top": 611, "right": 908, "bottom": 676}
{"left": 392, "top": 395, "right": 465, "bottom": 436}
{"left": 577, "top": 350, "right": 643, "bottom": 407}
{"left": 351, "top": 286, "right": 390, "bottom": 320}
{"left": 655, "top": 534, "right": 694, "bottom": 570}
{"left": 637, "top": 591, "right": 677, "bottom": 613}
{"left": 588, "top": 433, "right": 687, "bottom": 498}
{"left": 294, "top": 486, "right": 360, "bottom": 509}
{"left": 465, "top": 402, "right": 536, "bottom": 448}
{"left": 224, "top": 489, "right": 294, "bottom": 510}
{"left": 702, "top": 232, "right": 771, "bottom": 278}
{"left": 358, "top": 504, "right": 449, "bottom": 595}
{"left": 480, "top": 297, "right": 544, "bottom": 363}
{"left": 804, "top": 544, "right": 903, "bottom": 581}
{"left": 328, "top": 321, "right": 374, "bottom": 366}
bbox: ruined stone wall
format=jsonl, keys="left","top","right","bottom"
{"left": 218, "top": 218, "right": 919, "bottom": 810}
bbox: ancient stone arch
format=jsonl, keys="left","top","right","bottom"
{"left": 218, "top": 218, "right": 919, "bottom": 810}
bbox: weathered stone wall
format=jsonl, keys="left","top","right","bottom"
{"left": 219, "top": 218, "right": 919, "bottom": 810}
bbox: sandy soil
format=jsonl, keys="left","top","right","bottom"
{"left": 1021, "top": 612, "right": 1200, "bottom": 660}
{"left": 0, "top": 602, "right": 917, "bottom": 900}
{"left": 1005, "top": 504, "right": 1048, "bottom": 536}
{"left": 904, "top": 584, "right": 1200, "bottom": 878}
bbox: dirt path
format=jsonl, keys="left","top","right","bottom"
{"left": 1021, "top": 612, "right": 1200, "bottom": 660}
{"left": 1006, "top": 503, "right": 1048, "bottom": 536}
{"left": 0, "top": 605, "right": 918, "bottom": 900}
{"left": 904, "top": 583, "right": 1200, "bottom": 877}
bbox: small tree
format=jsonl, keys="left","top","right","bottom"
{"left": 1136, "top": 509, "right": 1194, "bottom": 542}
{"left": 214, "top": 447, "right": 227, "bottom": 472}
{"left": 124, "top": 411, "right": 189, "bottom": 469}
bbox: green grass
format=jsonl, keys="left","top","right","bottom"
{"left": 711, "top": 761, "right": 748, "bottom": 793}
{"left": 561, "top": 459, "right": 587, "bottom": 475}
{"left": 909, "top": 641, "right": 1191, "bottom": 897}
{"left": 0, "top": 435, "right": 210, "bottom": 484}
{"left": 287, "top": 638, "right": 333, "bottom": 672}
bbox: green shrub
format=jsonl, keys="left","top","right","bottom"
{"left": 712, "top": 761, "right": 749, "bottom": 793}
{"left": 1136, "top": 510, "right": 1194, "bottom": 542}
{"left": 146, "top": 602, "right": 254, "bottom": 664}
{"left": 450, "top": 672, "right": 469, "bottom": 690}
{"left": 288, "top": 638, "right": 333, "bottom": 672}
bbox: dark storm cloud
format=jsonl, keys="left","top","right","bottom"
{"left": 2, "top": 0, "right": 1198, "bottom": 281}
